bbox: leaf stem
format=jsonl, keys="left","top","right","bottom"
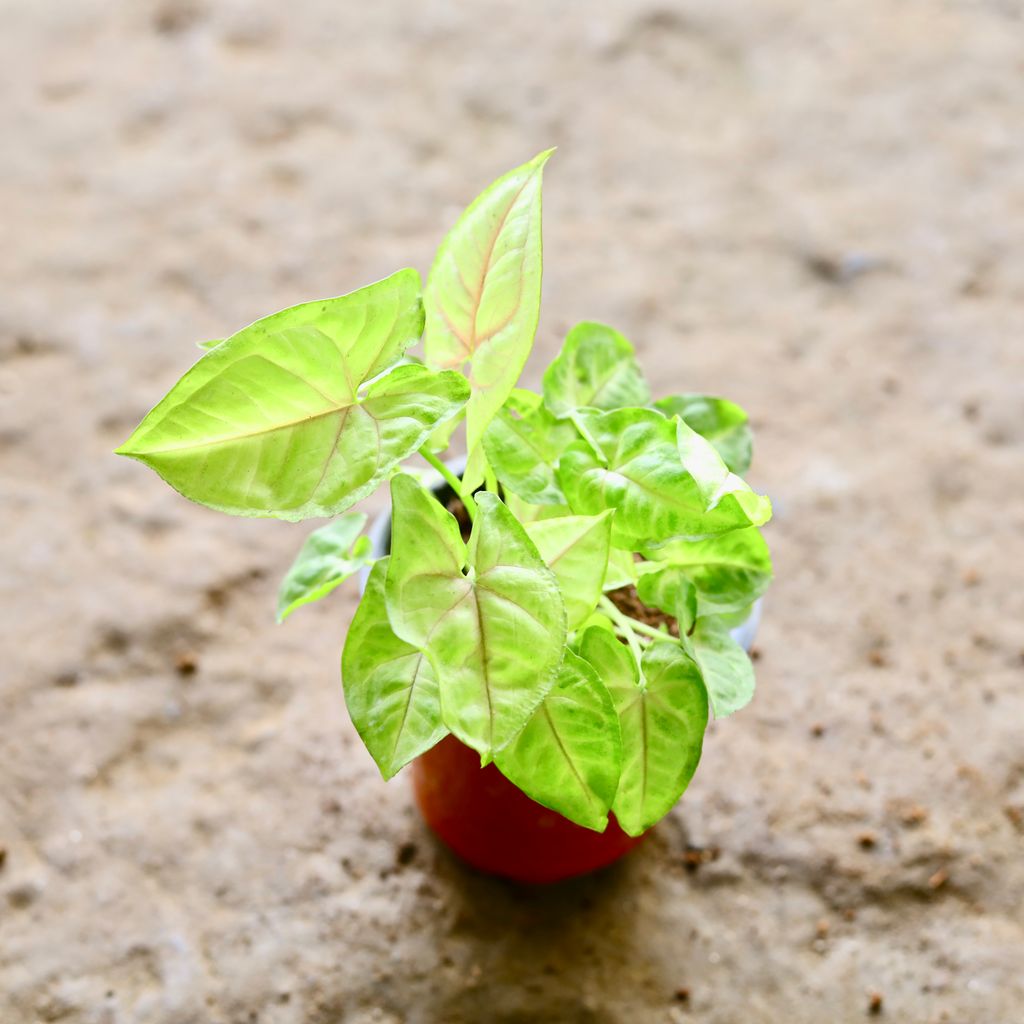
{"left": 419, "top": 447, "right": 477, "bottom": 520}
{"left": 598, "top": 597, "right": 646, "bottom": 662}
{"left": 598, "top": 597, "right": 671, "bottom": 643}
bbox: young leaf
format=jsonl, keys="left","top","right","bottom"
{"left": 635, "top": 567, "right": 698, "bottom": 635}
{"left": 276, "top": 513, "right": 374, "bottom": 622}
{"left": 543, "top": 322, "right": 651, "bottom": 418}
{"left": 424, "top": 150, "right": 552, "bottom": 460}
{"left": 687, "top": 616, "right": 756, "bottom": 717}
{"left": 117, "top": 271, "right": 469, "bottom": 520}
{"left": 654, "top": 394, "right": 752, "bottom": 475}
{"left": 645, "top": 528, "right": 772, "bottom": 617}
{"left": 482, "top": 391, "right": 577, "bottom": 505}
{"left": 385, "top": 476, "right": 566, "bottom": 760}
{"left": 342, "top": 559, "right": 447, "bottom": 779}
{"left": 524, "top": 511, "right": 613, "bottom": 629}
{"left": 494, "top": 651, "right": 622, "bottom": 832}
{"left": 579, "top": 629, "right": 708, "bottom": 836}
{"left": 558, "top": 408, "right": 771, "bottom": 548}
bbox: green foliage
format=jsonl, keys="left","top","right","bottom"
{"left": 385, "top": 476, "right": 566, "bottom": 761}
{"left": 559, "top": 408, "right": 771, "bottom": 548}
{"left": 277, "top": 513, "right": 374, "bottom": 622}
{"left": 118, "top": 153, "right": 775, "bottom": 838}
{"left": 424, "top": 150, "right": 552, "bottom": 484}
{"left": 654, "top": 394, "right": 752, "bottom": 474}
{"left": 342, "top": 559, "right": 447, "bottom": 779}
{"left": 495, "top": 651, "right": 622, "bottom": 831}
{"left": 578, "top": 629, "right": 708, "bottom": 836}
{"left": 117, "top": 271, "right": 468, "bottom": 520}
{"left": 543, "top": 322, "right": 651, "bottom": 418}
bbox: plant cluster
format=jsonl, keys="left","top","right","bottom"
{"left": 118, "top": 152, "right": 773, "bottom": 835}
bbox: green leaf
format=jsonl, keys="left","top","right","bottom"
{"left": 494, "top": 651, "right": 622, "bottom": 832}
{"left": 482, "top": 390, "right": 577, "bottom": 505}
{"left": 524, "top": 511, "right": 613, "bottom": 629}
{"left": 424, "top": 150, "right": 552, "bottom": 460}
{"left": 385, "top": 476, "right": 566, "bottom": 760}
{"left": 654, "top": 394, "right": 752, "bottom": 474}
{"left": 341, "top": 559, "right": 447, "bottom": 779}
{"left": 646, "top": 528, "right": 772, "bottom": 617}
{"left": 196, "top": 338, "right": 223, "bottom": 351}
{"left": 579, "top": 629, "right": 708, "bottom": 836}
{"left": 603, "top": 547, "right": 639, "bottom": 590}
{"left": 687, "top": 616, "right": 755, "bottom": 717}
{"left": 117, "top": 272, "right": 471, "bottom": 520}
{"left": 276, "top": 513, "right": 374, "bottom": 621}
{"left": 635, "top": 567, "right": 698, "bottom": 635}
{"left": 558, "top": 408, "right": 771, "bottom": 548}
{"left": 543, "top": 322, "right": 651, "bottom": 418}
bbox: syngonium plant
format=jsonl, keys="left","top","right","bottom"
{"left": 117, "top": 152, "right": 773, "bottom": 836}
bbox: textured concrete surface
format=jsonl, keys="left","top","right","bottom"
{"left": 2, "top": 1, "right": 1022, "bottom": 1021}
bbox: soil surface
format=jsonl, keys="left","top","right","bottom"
{"left": 2, "top": 2, "right": 1023, "bottom": 1022}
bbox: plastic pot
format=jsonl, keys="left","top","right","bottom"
{"left": 358, "top": 461, "right": 760, "bottom": 883}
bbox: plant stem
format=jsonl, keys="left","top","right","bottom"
{"left": 419, "top": 447, "right": 477, "bottom": 520}
{"left": 598, "top": 598, "right": 646, "bottom": 662}
{"left": 598, "top": 597, "right": 672, "bottom": 643}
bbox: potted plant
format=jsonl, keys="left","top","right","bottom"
{"left": 117, "top": 151, "right": 773, "bottom": 884}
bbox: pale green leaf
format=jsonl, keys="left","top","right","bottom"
{"left": 424, "top": 150, "right": 552, "bottom": 459}
{"left": 603, "top": 547, "right": 639, "bottom": 590}
{"left": 482, "top": 390, "right": 578, "bottom": 505}
{"left": 558, "top": 408, "right": 771, "bottom": 548}
{"left": 655, "top": 394, "right": 752, "bottom": 475}
{"left": 276, "top": 513, "right": 374, "bottom": 622}
{"left": 580, "top": 629, "right": 708, "bottom": 836}
{"left": 524, "top": 512, "right": 613, "bottom": 628}
{"left": 687, "top": 616, "right": 755, "bottom": 717}
{"left": 117, "top": 272, "right": 468, "bottom": 520}
{"left": 495, "top": 650, "right": 622, "bottom": 832}
{"left": 341, "top": 559, "right": 447, "bottom": 779}
{"left": 385, "top": 476, "right": 566, "bottom": 759}
{"left": 543, "top": 321, "right": 651, "bottom": 418}
{"left": 635, "top": 567, "right": 698, "bottom": 635}
{"left": 645, "top": 528, "right": 772, "bottom": 616}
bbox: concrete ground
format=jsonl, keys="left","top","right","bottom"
{"left": 1, "top": 1, "right": 1022, "bottom": 1021}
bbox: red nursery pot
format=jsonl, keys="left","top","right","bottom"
{"left": 411, "top": 734, "right": 645, "bottom": 884}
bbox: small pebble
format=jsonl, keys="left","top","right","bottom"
{"left": 928, "top": 868, "right": 949, "bottom": 890}
{"left": 674, "top": 987, "right": 690, "bottom": 1003}
{"left": 857, "top": 831, "right": 878, "bottom": 850}
{"left": 174, "top": 652, "right": 198, "bottom": 676}
{"left": 868, "top": 991, "right": 884, "bottom": 1015}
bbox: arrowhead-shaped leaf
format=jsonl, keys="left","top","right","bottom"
{"left": 654, "top": 394, "right": 752, "bottom": 474}
{"left": 543, "top": 322, "right": 651, "bottom": 418}
{"left": 578, "top": 629, "right": 708, "bottom": 837}
{"left": 117, "top": 271, "right": 470, "bottom": 520}
{"left": 687, "top": 616, "right": 756, "bottom": 717}
{"left": 558, "top": 408, "right": 771, "bottom": 548}
{"left": 385, "top": 476, "right": 566, "bottom": 760}
{"left": 342, "top": 559, "right": 447, "bottom": 779}
{"left": 424, "top": 151, "right": 552, "bottom": 459}
{"left": 645, "top": 527, "right": 772, "bottom": 617}
{"left": 524, "top": 511, "right": 613, "bottom": 628}
{"left": 276, "top": 513, "right": 374, "bottom": 621}
{"left": 482, "top": 390, "right": 577, "bottom": 505}
{"left": 495, "top": 650, "right": 622, "bottom": 832}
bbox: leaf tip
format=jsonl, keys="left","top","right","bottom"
{"left": 531, "top": 147, "right": 557, "bottom": 170}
